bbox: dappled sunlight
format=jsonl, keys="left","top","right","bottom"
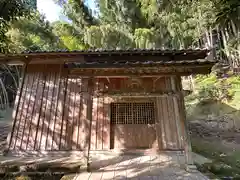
{"left": 7, "top": 73, "right": 185, "bottom": 153}
{"left": 73, "top": 153, "right": 208, "bottom": 179}
{"left": 8, "top": 70, "right": 93, "bottom": 152}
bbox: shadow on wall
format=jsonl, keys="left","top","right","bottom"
{"left": 9, "top": 75, "right": 156, "bottom": 153}
{"left": 8, "top": 74, "right": 96, "bottom": 152}
{"left": 8, "top": 73, "right": 166, "bottom": 153}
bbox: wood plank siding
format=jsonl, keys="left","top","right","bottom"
{"left": 8, "top": 64, "right": 185, "bottom": 152}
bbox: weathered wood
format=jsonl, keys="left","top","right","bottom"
{"left": 51, "top": 66, "right": 65, "bottom": 150}
{"left": 8, "top": 73, "right": 185, "bottom": 153}
{"left": 87, "top": 78, "right": 94, "bottom": 171}
{"left": 7, "top": 63, "right": 28, "bottom": 150}
{"left": 20, "top": 72, "right": 35, "bottom": 150}
{"left": 177, "top": 76, "right": 194, "bottom": 168}
{"left": 112, "top": 124, "right": 156, "bottom": 149}
{"left": 26, "top": 72, "right": 41, "bottom": 150}
{"left": 14, "top": 73, "right": 30, "bottom": 149}
{"left": 70, "top": 66, "right": 212, "bottom": 76}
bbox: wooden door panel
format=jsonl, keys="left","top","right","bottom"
{"left": 110, "top": 102, "right": 157, "bottom": 149}
{"left": 112, "top": 124, "right": 156, "bottom": 149}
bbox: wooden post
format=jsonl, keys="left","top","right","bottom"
{"left": 178, "top": 76, "right": 197, "bottom": 172}
{"left": 87, "top": 77, "right": 94, "bottom": 172}
{"left": 171, "top": 76, "right": 183, "bottom": 149}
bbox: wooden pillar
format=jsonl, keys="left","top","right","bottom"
{"left": 87, "top": 77, "right": 94, "bottom": 172}
{"left": 170, "top": 76, "right": 183, "bottom": 149}
{"left": 177, "top": 76, "right": 197, "bottom": 172}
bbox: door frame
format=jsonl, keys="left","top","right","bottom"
{"left": 109, "top": 98, "right": 158, "bottom": 150}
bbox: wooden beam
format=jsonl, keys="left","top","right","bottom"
{"left": 92, "top": 91, "right": 183, "bottom": 97}
{"left": 69, "top": 66, "right": 212, "bottom": 77}
{"left": 69, "top": 75, "right": 177, "bottom": 78}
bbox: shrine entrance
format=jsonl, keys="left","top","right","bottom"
{"left": 110, "top": 101, "right": 157, "bottom": 149}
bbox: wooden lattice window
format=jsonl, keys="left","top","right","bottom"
{"left": 110, "top": 102, "right": 155, "bottom": 124}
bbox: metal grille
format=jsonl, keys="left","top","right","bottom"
{"left": 111, "top": 102, "right": 155, "bottom": 124}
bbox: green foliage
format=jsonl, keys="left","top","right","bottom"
{"left": 98, "top": 0, "right": 147, "bottom": 31}
{"left": 59, "top": 0, "right": 98, "bottom": 29}
{"left": 52, "top": 21, "right": 87, "bottom": 50}
{"left": 84, "top": 25, "right": 134, "bottom": 49}
{"left": 215, "top": 0, "right": 240, "bottom": 27}
{"left": 1, "top": 0, "right": 239, "bottom": 63}
{"left": 6, "top": 12, "right": 61, "bottom": 52}
{"left": 0, "top": 0, "right": 31, "bottom": 52}
{"left": 192, "top": 74, "right": 240, "bottom": 102}
{"left": 134, "top": 28, "right": 157, "bottom": 48}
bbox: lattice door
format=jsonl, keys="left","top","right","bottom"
{"left": 110, "top": 102, "right": 156, "bottom": 149}
{"left": 110, "top": 102, "right": 155, "bottom": 124}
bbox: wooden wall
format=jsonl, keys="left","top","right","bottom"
{"left": 8, "top": 64, "right": 185, "bottom": 152}
{"left": 8, "top": 64, "right": 92, "bottom": 151}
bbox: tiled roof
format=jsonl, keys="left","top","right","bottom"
{"left": 0, "top": 48, "right": 217, "bottom": 67}
{"left": 18, "top": 48, "right": 210, "bottom": 57}
{"left": 65, "top": 59, "right": 216, "bottom": 68}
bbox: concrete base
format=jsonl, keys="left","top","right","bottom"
{"left": 185, "top": 164, "right": 198, "bottom": 173}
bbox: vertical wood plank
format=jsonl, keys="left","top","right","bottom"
{"left": 155, "top": 97, "right": 164, "bottom": 150}
{"left": 19, "top": 72, "right": 35, "bottom": 150}
{"left": 13, "top": 74, "right": 30, "bottom": 150}
{"left": 33, "top": 73, "right": 46, "bottom": 150}
{"left": 38, "top": 71, "right": 51, "bottom": 150}
{"left": 80, "top": 78, "right": 89, "bottom": 150}
{"left": 71, "top": 78, "right": 77, "bottom": 149}
{"left": 91, "top": 95, "right": 97, "bottom": 150}
{"left": 51, "top": 68, "right": 64, "bottom": 150}
{"left": 42, "top": 73, "right": 54, "bottom": 150}
{"left": 86, "top": 78, "right": 93, "bottom": 169}
{"left": 65, "top": 78, "right": 74, "bottom": 150}
{"left": 171, "top": 76, "right": 183, "bottom": 149}
{"left": 26, "top": 72, "right": 41, "bottom": 150}
{"left": 71, "top": 78, "right": 78, "bottom": 150}
{"left": 72, "top": 77, "right": 81, "bottom": 150}
{"left": 45, "top": 72, "right": 58, "bottom": 150}
{"left": 102, "top": 95, "right": 105, "bottom": 150}
{"left": 161, "top": 96, "right": 171, "bottom": 149}
{"left": 91, "top": 78, "right": 97, "bottom": 150}
{"left": 8, "top": 64, "right": 28, "bottom": 150}
{"left": 103, "top": 96, "right": 110, "bottom": 149}
{"left": 59, "top": 75, "right": 69, "bottom": 150}
{"left": 96, "top": 81, "right": 103, "bottom": 149}
{"left": 42, "top": 73, "right": 55, "bottom": 150}
{"left": 27, "top": 73, "right": 44, "bottom": 150}
{"left": 168, "top": 96, "right": 178, "bottom": 149}
{"left": 77, "top": 78, "right": 83, "bottom": 150}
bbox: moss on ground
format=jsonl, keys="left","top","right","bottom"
{"left": 192, "top": 138, "right": 240, "bottom": 179}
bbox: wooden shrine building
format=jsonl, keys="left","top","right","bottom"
{"left": 0, "top": 49, "right": 216, "bottom": 169}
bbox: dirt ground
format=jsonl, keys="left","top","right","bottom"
{"left": 189, "top": 120, "right": 240, "bottom": 178}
